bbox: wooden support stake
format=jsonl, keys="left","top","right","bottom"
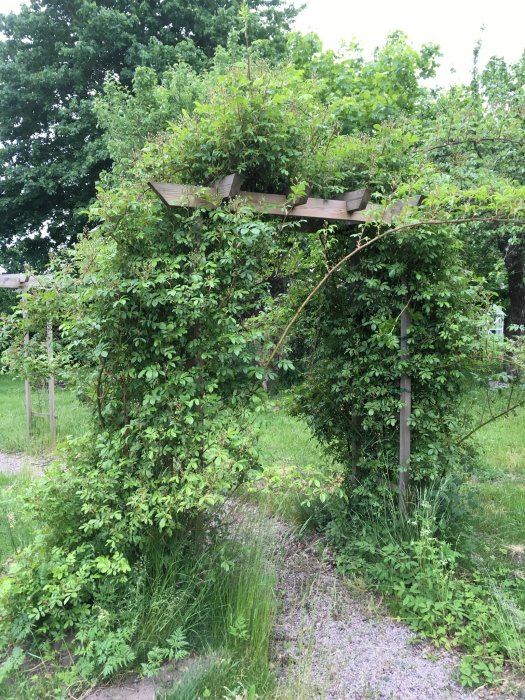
{"left": 24, "top": 378, "right": 32, "bottom": 437}
{"left": 351, "top": 413, "right": 360, "bottom": 485}
{"left": 399, "top": 308, "right": 411, "bottom": 510}
{"left": 47, "top": 322, "right": 56, "bottom": 447}
{"left": 23, "top": 306, "right": 32, "bottom": 436}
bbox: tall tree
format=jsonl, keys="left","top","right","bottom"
{"left": 0, "top": 0, "right": 298, "bottom": 269}
{"left": 422, "top": 51, "right": 525, "bottom": 333}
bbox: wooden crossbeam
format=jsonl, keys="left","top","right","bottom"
{"left": 0, "top": 273, "right": 32, "bottom": 289}
{"left": 335, "top": 187, "right": 371, "bottom": 212}
{"left": 149, "top": 180, "right": 421, "bottom": 224}
{"left": 0, "top": 274, "right": 50, "bottom": 289}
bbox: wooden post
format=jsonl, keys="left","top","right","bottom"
{"left": 351, "top": 414, "right": 360, "bottom": 484}
{"left": 23, "top": 305, "right": 32, "bottom": 436}
{"left": 47, "top": 322, "right": 56, "bottom": 447}
{"left": 399, "top": 308, "right": 411, "bottom": 510}
{"left": 24, "top": 378, "right": 32, "bottom": 437}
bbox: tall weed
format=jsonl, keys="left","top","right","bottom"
{"left": 0, "top": 505, "right": 279, "bottom": 699}
{"left": 329, "top": 478, "right": 525, "bottom": 687}
{"left": 163, "top": 507, "right": 279, "bottom": 698}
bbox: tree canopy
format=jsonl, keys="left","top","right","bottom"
{"left": 0, "top": 0, "right": 298, "bottom": 270}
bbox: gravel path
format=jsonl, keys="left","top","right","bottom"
{"left": 272, "top": 531, "right": 501, "bottom": 700}
{"left": 0, "top": 451, "right": 50, "bottom": 476}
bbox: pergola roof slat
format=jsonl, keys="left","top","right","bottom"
{"left": 148, "top": 181, "right": 421, "bottom": 224}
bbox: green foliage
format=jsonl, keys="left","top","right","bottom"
{"left": 0, "top": 518, "right": 278, "bottom": 698}
{"left": 0, "top": 0, "right": 299, "bottom": 268}
{"left": 162, "top": 523, "right": 277, "bottom": 699}
{"left": 0, "top": 199, "right": 278, "bottom": 650}
{"left": 329, "top": 481, "right": 525, "bottom": 687}
{"left": 290, "top": 32, "right": 440, "bottom": 134}
{"left": 94, "top": 64, "right": 204, "bottom": 180}
{"left": 290, "top": 221, "right": 486, "bottom": 510}
{"left": 142, "top": 65, "right": 339, "bottom": 194}
{"left": 0, "top": 64, "right": 312, "bottom": 683}
{"left": 420, "top": 50, "right": 525, "bottom": 331}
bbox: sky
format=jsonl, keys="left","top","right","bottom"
{"left": 0, "top": 0, "right": 524, "bottom": 87}
{"left": 293, "top": 0, "right": 524, "bottom": 86}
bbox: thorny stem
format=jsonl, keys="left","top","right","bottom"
{"left": 425, "top": 137, "right": 525, "bottom": 153}
{"left": 457, "top": 397, "right": 525, "bottom": 444}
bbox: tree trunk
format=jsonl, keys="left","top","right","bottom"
{"left": 499, "top": 234, "right": 525, "bottom": 335}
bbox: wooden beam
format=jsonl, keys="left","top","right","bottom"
{"left": 399, "top": 308, "right": 411, "bottom": 510}
{"left": 391, "top": 195, "right": 424, "bottom": 216}
{"left": 47, "top": 322, "right": 56, "bottom": 448}
{"left": 213, "top": 173, "right": 244, "bottom": 199}
{"left": 0, "top": 274, "right": 51, "bottom": 289}
{"left": 335, "top": 187, "right": 371, "bottom": 212}
{"left": 0, "top": 274, "right": 31, "bottom": 289}
{"left": 149, "top": 181, "right": 422, "bottom": 225}
{"left": 22, "top": 304, "right": 32, "bottom": 436}
{"left": 240, "top": 191, "right": 360, "bottom": 221}
{"left": 149, "top": 182, "right": 219, "bottom": 209}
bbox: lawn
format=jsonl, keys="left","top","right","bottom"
{"left": 0, "top": 473, "right": 33, "bottom": 563}
{"left": 470, "top": 403, "right": 525, "bottom": 563}
{"left": 0, "top": 374, "right": 90, "bottom": 455}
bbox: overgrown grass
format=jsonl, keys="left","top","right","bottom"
{"left": 0, "top": 472, "right": 34, "bottom": 563}
{"left": 161, "top": 514, "right": 278, "bottom": 698}
{"left": 468, "top": 403, "right": 525, "bottom": 568}
{"left": 0, "top": 375, "right": 90, "bottom": 455}
{"left": 0, "top": 505, "right": 280, "bottom": 700}
{"left": 477, "top": 404, "right": 525, "bottom": 478}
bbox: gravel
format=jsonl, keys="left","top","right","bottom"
{"left": 272, "top": 530, "right": 515, "bottom": 700}
{"left": 0, "top": 451, "right": 45, "bottom": 476}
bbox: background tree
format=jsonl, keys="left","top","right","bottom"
{"left": 288, "top": 31, "right": 441, "bottom": 134}
{"left": 0, "top": 0, "right": 298, "bottom": 270}
{"left": 421, "top": 50, "right": 525, "bottom": 334}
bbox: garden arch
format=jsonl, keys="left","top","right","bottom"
{"left": 0, "top": 177, "right": 422, "bottom": 499}
{"left": 149, "top": 175, "right": 422, "bottom": 502}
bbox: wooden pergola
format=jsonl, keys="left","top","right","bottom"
{"left": 149, "top": 175, "right": 422, "bottom": 225}
{"left": 149, "top": 175, "right": 421, "bottom": 500}
{"left": 0, "top": 176, "right": 420, "bottom": 495}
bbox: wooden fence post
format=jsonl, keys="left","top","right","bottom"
{"left": 399, "top": 308, "right": 411, "bottom": 510}
{"left": 47, "top": 322, "right": 56, "bottom": 447}
{"left": 23, "top": 305, "right": 32, "bottom": 437}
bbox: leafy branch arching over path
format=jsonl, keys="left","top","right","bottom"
{"left": 266, "top": 216, "right": 525, "bottom": 368}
